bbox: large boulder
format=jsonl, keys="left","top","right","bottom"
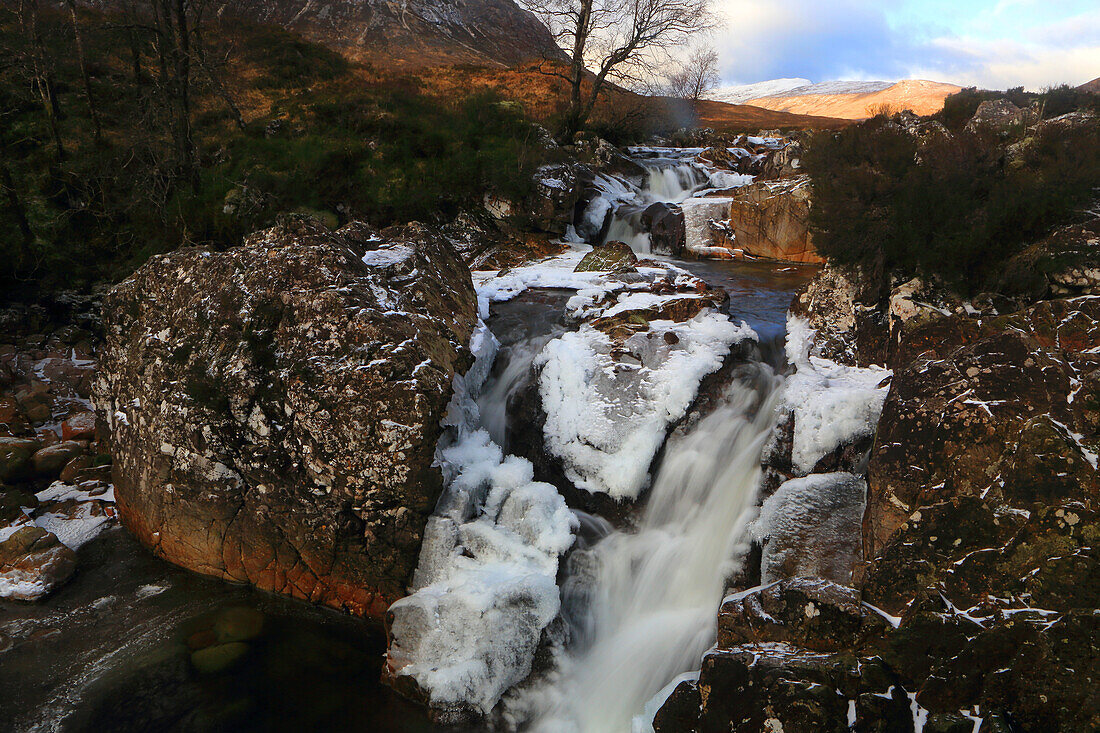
{"left": 685, "top": 176, "right": 823, "bottom": 264}
{"left": 722, "top": 176, "right": 822, "bottom": 264}
{"left": 93, "top": 217, "right": 478, "bottom": 618}
{"left": 864, "top": 296, "right": 1100, "bottom": 558}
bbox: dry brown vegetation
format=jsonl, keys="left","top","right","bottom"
{"left": 747, "top": 80, "right": 962, "bottom": 120}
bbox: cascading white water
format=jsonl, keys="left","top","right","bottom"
{"left": 598, "top": 161, "right": 710, "bottom": 254}
{"left": 528, "top": 365, "right": 783, "bottom": 732}
{"left": 643, "top": 164, "right": 708, "bottom": 203}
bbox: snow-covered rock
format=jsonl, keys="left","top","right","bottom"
{"left": 780, "top": 315, "right": 891, "bottom": 476}
{"left": 754, "top": 472, "right": 866, "bottom": 584}
{"left": 95, "top": 217, "right": 479, "bottom": 619}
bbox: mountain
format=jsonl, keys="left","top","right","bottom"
{"left": 87, "top": 0, "right": 565, "bottom": 68}
{"left": 741, "top": 79, "right": 962, "bottom": 120}
{"left": 708, "top": 78, "right": 812, "bottom": 105}
{"left": 691, "top": 99, "right": 850, "bottom": 132}
{"left": 1080, "top": 77, "right": 1100, "bottom": 93}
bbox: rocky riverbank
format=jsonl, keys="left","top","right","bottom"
{"left": 656, "top": 249, "right": 1100, "bottom": 731}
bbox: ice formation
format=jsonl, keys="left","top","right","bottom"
{"left": 782, "top": 315, "right": 891, "bottom": 474}
{"left": 536, "top": 314, "right": 754, "bottom": 499}
{"left": 385, "top": 319, "right": 578, "bottom": 716}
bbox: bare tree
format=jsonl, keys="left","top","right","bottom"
{"left": 17, "top": 0, "right": 66, "bottom": 160}
{"left": 64, "top": 0, "right": 104, "bottom": 146}
{"left": 523, "top": 0, "right": 715, "bottom": 140}
{"left": 148, "top": 0, "right": 197, "bottom": 185}
{"left": 666, "top": 46, "right": 720, "bottom": 116}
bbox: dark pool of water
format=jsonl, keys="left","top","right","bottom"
{"left": 0, "top": 527, "right": 445, "bottom": 733}
{"left": 662, "top": 256, "right": 818, "bottom": 345}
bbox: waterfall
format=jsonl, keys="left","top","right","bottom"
{"left": 643, "top": 164, "right": 708, "bottom": 203}
{"left": 526, "top": 363, "right": 783, "bottom": 732}
{"left": 597, "top": 158, "right": 711, "bottom": 253}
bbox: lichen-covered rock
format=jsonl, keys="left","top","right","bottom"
{"left": 693, "top": 645, "right": 859, "bottom": 733}
{"left": 998, "top": 217, "right": 1100, "bottom": 300}
{"left": 788, "top": 263, "right": 889, "bottom": 366}
{"left": 964, "top": 99, "right": 1039, "bottom": 134}
{"left": 93, "top": 217, "right": 478, "bottom": 618}
{"left": 864, "top": 296, "right": 1100, "bottom": 559}
{"left": 718, "top": 578, "right": 889, "bottom": 652}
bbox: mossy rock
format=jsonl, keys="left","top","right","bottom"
{"left": 191, "top": 642, "right": 250, "bottom": 674}
{"left": 574, "top": 241, "right": 637, "bottom": 273}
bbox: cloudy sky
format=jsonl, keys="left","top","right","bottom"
{"left": 711, "top": 0, "right": 1099, "bottom": 89}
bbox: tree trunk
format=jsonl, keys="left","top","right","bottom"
{"left": 127, "top": 27, "right": 144, "bottom": 83}
{"left": 194, "top": 24, "right": 246, "bottom": 130}
{"left": 559, "top": 0, "right": 592, "bottom": 142}
{"left": 21, "top": 0, "right": 66, "bottom": 160}
{"left": 0, "top": 161, "right": 35, "bottom": 258}
{"left": 66, "top": 0, "right": 103, "bottom": 146}
{"left": 171, "top": 0, "right": 196, "bottom": 187}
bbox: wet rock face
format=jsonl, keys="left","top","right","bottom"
{"left": 720, "top": 176, "right": 822, "bottom": 264}
{"left": 94, "top": 217, "right": 478, "bottom": 619}
{"left": 642, "top": 203, "right": 686, "bottom": 257}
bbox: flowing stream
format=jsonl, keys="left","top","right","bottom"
{"left": 0, "top": 147, "right": 814, "bottom": 732}
{"left": 598, "top": 150, "right": 710, "bottom": 254}
{"left": 530, "top": 368, "right": 782, "bottom": 732}
{"left": 509, "top": 148, "right": 807, "bottom": 730}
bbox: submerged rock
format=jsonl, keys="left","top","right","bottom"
{"left": 94, "top": 217, "right": 478, "bottom": 619}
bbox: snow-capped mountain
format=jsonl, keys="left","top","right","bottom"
{"left": 708, "top": 78, "right": 962, "bottom": 120}
{"left": 708, "top": 78, "right": 813, "bottom": 105}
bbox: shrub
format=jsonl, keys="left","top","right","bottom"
{"left": 0, "top": 9, "right": 547, "bottom": 302}
{"left": 805, "top": 112, "right": 1100, "bottom": 295}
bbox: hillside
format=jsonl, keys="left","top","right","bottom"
{"left": 745, "top": 79, "right": 961, "bottom": 119}
{"left": 691, "top": 98, "right": 851, "bottom": 131}
{"left": 1081, "top": 77, "right": 1100, "bottom": 93}
{"left": 89, "top": 0, "right": 565, "bottom": 68}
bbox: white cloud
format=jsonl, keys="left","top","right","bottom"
{"left": 707, "top": 0, "right": 1100, "bottom": 89}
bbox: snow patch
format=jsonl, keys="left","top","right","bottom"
{"left": 782, "top": 315, "right": 891, "bottom": 474}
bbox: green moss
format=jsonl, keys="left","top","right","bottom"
{"left": 0, "top": 8, "right": 547, "bottom": 303}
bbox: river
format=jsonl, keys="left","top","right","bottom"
{"left": 0, "top": 148, "right": 816, "bottom": 732}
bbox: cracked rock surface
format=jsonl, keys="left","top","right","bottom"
{"left": 94, "top": 217, "right": 478, "bottom": 619}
